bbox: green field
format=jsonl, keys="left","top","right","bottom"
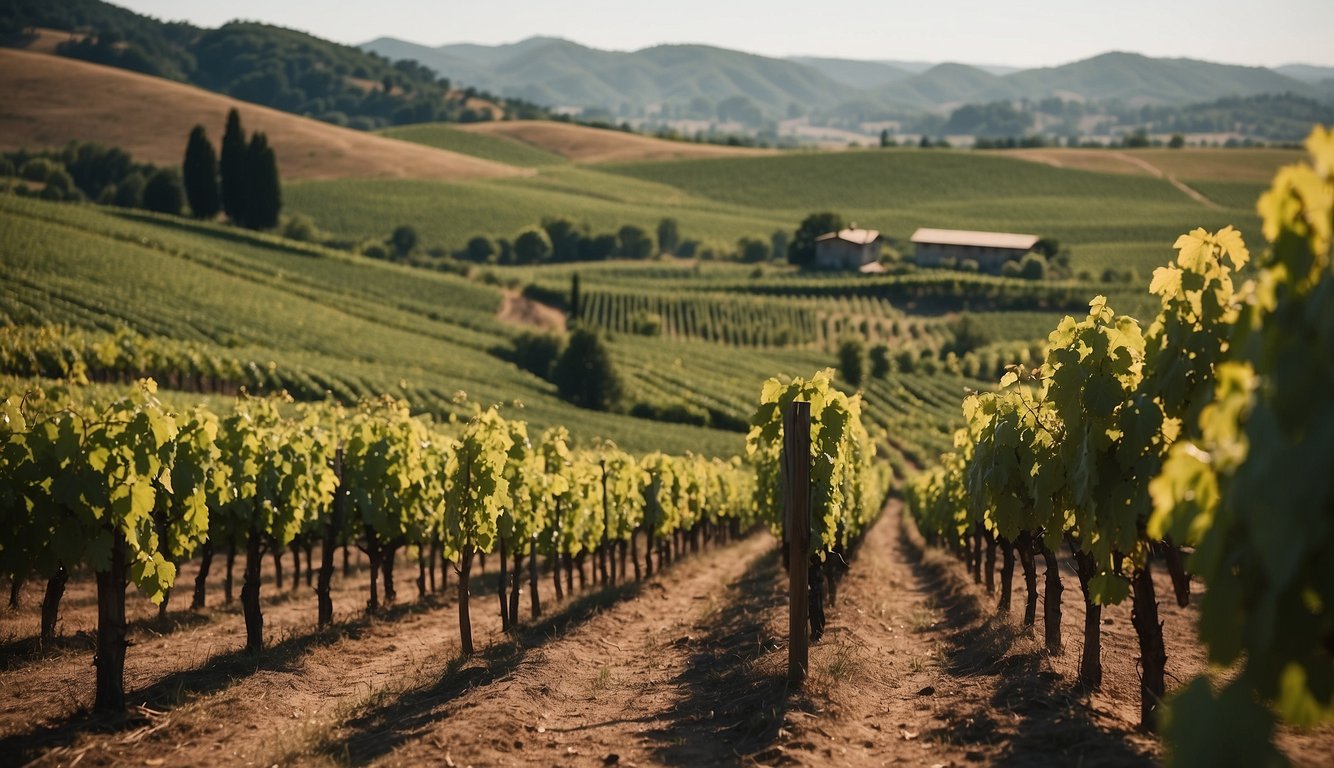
{"left": 378, "top": 123, "right": 569, "bottom": 167}
{"left": 287, "top": 144, "right": 1264, "bottom": 277}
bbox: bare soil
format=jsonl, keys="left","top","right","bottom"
{"left": 498, "top": 291, "right": 567, "bottom": 333}
{"left": 0, "top": 49, "right": 530, "bottom": 182}
{"left": 456, "top": 120, "right": 773, "bottom": 165}
{"left": 3, "top": 503, "right": 1331, "bottom": 767}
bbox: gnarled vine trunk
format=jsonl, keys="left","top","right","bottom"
{"left": 1131, "top": 560, "right": 1166, "bottom": 730}
{"left": 317, "top": 450, "right": 344, "bottom": 628}
{"left": 94, "top": 532, "right": 128, "bottom": 712}
{"left": 528, "top": 534, "right": 541, "bottom": 618}
{"left": 223, "top": 544, "right": 236, "bottom": 603}
{"left": 241, "top": 526, "right": 264, "bottom": 653}
{"left": 1041, "top": 542, "right": 1063, "bottom": 654}
{"left": 997, "top": 537, "right": 1015, "bottom": 613}
{"left": 1073, "top": 547, "right": 1102, "bottom": 688}
{"left": 498, "top": 534, "right": 510, "bottom": 632}
{"left": 41, "top": 565, "right": 68, "bottom": 646}
{"left": 1018, "top": 533, "right": 1038, "bottom": 627}
{"left": 458, "top": 548, "right": 475, "bottom": 654}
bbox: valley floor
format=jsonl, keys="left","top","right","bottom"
{"left": 3, "top": 505, "right": 1331, "bottom": 767}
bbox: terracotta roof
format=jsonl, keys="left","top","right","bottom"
{"left": 910, "top": 228, "right": 1039, "bottom": 250}
{"left": 816, "top": 228, "right": 880, "bottom": 245}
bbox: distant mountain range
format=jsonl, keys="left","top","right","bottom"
{"left": 363, "top": 36, "right": 1333, "bottom": 122}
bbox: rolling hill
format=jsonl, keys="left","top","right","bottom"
{"left": 875, "top": 63, "right": 1017, "bottom": 110}
{"left": 787, "top": 57, "right": 914, "bottom": 90}
{"left": 1276, "top": 64, "right": 1334, "bottom": 84}
{"left": 1005, "top": 52, "right": 1318, "bottom": 105}
{"left": 362, "top": 36, "right": 858, "bottom": 118}
{"left": 0, "top": 48, "right": 527, "bottom": 182}
{"left": 2, "top": 0, "right": 548, "bottom": 129}
{"left": 362, "top": 36, "right": 1326, "bottom": 123}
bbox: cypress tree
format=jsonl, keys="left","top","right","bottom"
{"left": 182, "top": 125, "right": 221, "bottom": 219}
{"left": 219, "top": 108, "right": 247, "bottom": 223}
{"left": 244, "top": 131, "right": 281, "bottom": 230}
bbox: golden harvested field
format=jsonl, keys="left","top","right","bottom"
{"left": 0, "top": 49, "right": 530, "bottom": 182}
{"left": 1000, "top": 146, "right": 1302, "bottom": 183}
{"left": 457, "top": 119, "right": 774, "bottom": 164}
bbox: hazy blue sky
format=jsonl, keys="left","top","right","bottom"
{"left": 112, "top": 0, "right": 1334, "bottom": 68}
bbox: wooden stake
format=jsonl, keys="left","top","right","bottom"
{"left": 784, "top": 400, "right": 810, "bottom": 685}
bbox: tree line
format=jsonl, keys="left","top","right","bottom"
{"left": 2, "top": 108, "right": 281, "bottom": 230}
{"left": 183, "top": 109, "right": 282, "bottom": 229}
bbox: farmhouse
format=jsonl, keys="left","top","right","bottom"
{"left": 911, "top": 228, "right": 1039, "bottom": 272}
{"left": 814, "top": 227, "right": 881, "bottom": 271}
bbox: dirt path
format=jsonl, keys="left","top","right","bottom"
{"left": 796, "top": 501, "right": 1332, "bottom": 768}
{"left": 307, "top": 501, "right": 1166, "bottom": 768}
{"left": 1, "top": 550, "right": 497, "bottom": 766}
{"left": 498, "top": 290, "right": 567, "bottom": 333}
{"left": 309, "top": 531, "right": 780, "bottom": 767}
{"left": 1107, "top": 151, "right": 1223, "bottom": 210}
{"left": 6, "top": 505, "right": 1332, "bottom": 766}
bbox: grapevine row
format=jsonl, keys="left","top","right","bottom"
{"left": 0, "top": 382, "right": 760, "bottom": 711}
{"left": 906, "top": 127, "right": 1334, "bottom": 764}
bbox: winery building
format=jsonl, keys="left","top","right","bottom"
{"left": 814, "top": 227, "right": 881, "bottom": 271}
{"left": 911, "top": 228, "right": 1039, "bottom": 272}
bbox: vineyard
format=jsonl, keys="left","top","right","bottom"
{"left": 907, "top": 129, "right": 1334, "bottom": 764}
{"left": 1, "top": 78, "right": 1332, "bottom": 766}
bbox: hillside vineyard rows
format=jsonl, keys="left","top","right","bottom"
{"left": 2, "top": 133, "right": 1331, "bottom": 765}
{"left": 1, "top": 40, "right": 1333, "bottom": 764}
{"left": 0, "top": 376, "right": 881, "bottom": 697}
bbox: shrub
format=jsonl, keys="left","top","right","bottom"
{"left": 114, "top": 172, "right": 145, "bottom": 208}
{"left": 630, "top": 311, "right": 663, "bottom": 336}
{"left": 464, "top": 235, "right": 497, "bottom": 263}
{"left": 869, "top": 344, "right": 891, "bottom": 379}
{"left": 513, "top": 227, "right": 552, "bottom": 264}
{"left": 552, "top": 327, "right": 622, "bottom": 411}
{"left": 512, "top": 331, "right": 564, "bottom": 379}
{"left": 282, "top": 213, "right": 320, "bottom": 242}
{"left": 142, "top": 169, "right": 184, "bottom": 215}
{"left": 18, "top": 157, "right": 58, "bottom": 183}
{"left": 1018, "top": 253, "right": 1047, "bottom": 281}
{"left": 390, "top": 225, "right": 418, "bottom": 258}
{"left": 837, "top": 338, "right": 866, "bottom": 387}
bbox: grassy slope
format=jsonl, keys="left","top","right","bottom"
{"left": 0, "top": 49, "right": 524, "bottom": 182}
{"left": 284, "top": 172, "right": 786, "bottom": 252}
{"left": 1000, "top": 147, "right": 1301, "bottom": 184}
{"left": 290, "top": 143, "right": 1265, "bottom": 276}
{"left": 454, "top": 120, "right": 774, "bottom": 163}
{"left": 378, "top": 124, "right": 568, "bottom": 168}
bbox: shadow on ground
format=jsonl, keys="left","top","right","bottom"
{"left": 314, "top": 573, "right": 648, "bottom": 765}
{"left": 0, "top": 569, "right": 508, "bottom": 763}
{"left": 646, "top": 545, "right": 802, "bottom": 766}
{"left": 895, "top": 517, "right": 1155, "bottom": 767}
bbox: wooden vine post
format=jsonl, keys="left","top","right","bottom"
{"left": 783, "top": 400, "right": 811, "bottom": 685}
